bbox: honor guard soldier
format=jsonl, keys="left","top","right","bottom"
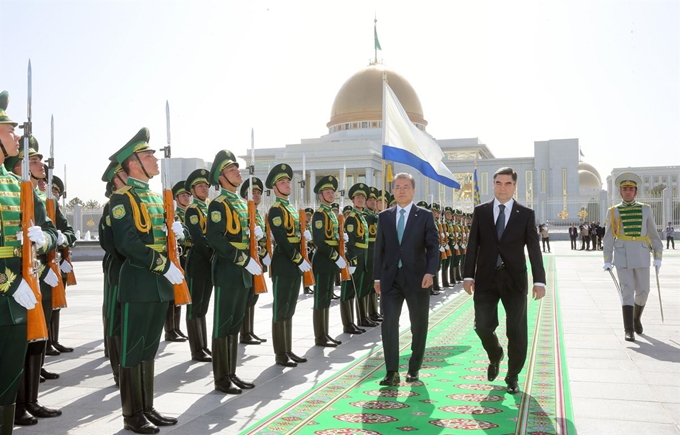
{"left": 303, "top": 207, "right": 315, "bottom": 295}
{"left": 162, "top": 181, "right": 191, "bottom": 343}
{"left": 331, "top": 202, "right": 340, "bottom": 216}
{"left": 266, "top": 163, "right": 311, "bottom": 367}
{"left": 206, "top": 150, "right": 261, "bottom": 393}
{"left": 99, "top": 180, "right": 114, "bottom": 359}
{"left": 603, "top": 172, "right": 663, "bottom": 341}
{"left": 238, "top": 176, "right": 268, "bottom": 345}
{"left": 416, "top": 202, "right": 439, "bottom": 296}
{"left": 365, "top": 187, "right": 382, "bottom": 321}
{"left": 183, "top": 170, "right": 213, "bottom": 362}
{"left": 440, "top": 206, "right": 454, "bottom": 287}
{"left": 330, "top": 202, "right": 342, "bottom": 292}
{"left": 6, "top": 141, "right": 65, "bottom": 424}
{"left": 311, "top": 175, "right": 346, "bottom": 347}
{"left": 341, "top": 183, "right": 372, "bottom": 332}
{"left": 430, "top": 203, "right": 443, "bottom": 291}
{"left": 99, "top": 161, "right": 128, "bottom": 386}
{"left": 0, "top": 92, "right": 58, "bottom": 430}
{"left": 389, "top": 194, "right": 397, "bottom": 208}
{"left": 109, "top": 128, "right": 184, "bottom": 433}
{"left": 48, "top": 174, "right": 77, "bottom": 354}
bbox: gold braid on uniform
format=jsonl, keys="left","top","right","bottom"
{"left": 324, "top": 213, "right": 333, "bottom": 239}
{"left": 223, "top": 201, "right": 241, "bottom": 235}
{"left": 124, "top": 191, "right": 152, "bottom": 233}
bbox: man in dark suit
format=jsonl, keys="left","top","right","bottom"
{"left": 373, "top": 173, "right": 439, "bottom": 386}
{"left": 463, "top": 167, "right": 546, "bottom": 395}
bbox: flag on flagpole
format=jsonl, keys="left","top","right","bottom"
{"left": 374, "top": 26, "right": 382, "bottom": 51}
{"left": 473, "top": 168, "right": 481, "bottom": 205}
{"left": 386, "top": 162, "right": 394, "bottom": 182}
{"left": 381, "top": 82, "right": 460, "bottom": 189}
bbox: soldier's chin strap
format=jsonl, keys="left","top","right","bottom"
{"left": 115, "top": 172, "right": 126, "bottom": 187}
{"left": 132, "top": 153, "right": 152, "bottom": 180}
{"left": 0, "top": 140, "right": 8, "bottom": 159}
{"left": 219, "top": 172, "right": 239, "bottom": 189}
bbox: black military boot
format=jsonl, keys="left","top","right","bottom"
{"left": 120, "top": 365, "right": 158, "bottom": 434}
{"left": 14, "top": 372, "right": 37, "bottom": 426}
{"left": 186, "top": 318, "right": 211, "bottom": 362}
{"left": 103, "top": 313, "right": 109, "bottom": 358}
{"left": 272, "top": 322, "right": 297, "bottom": 367}
{"left": 200, "top": 316, "right": 212, "bottom": 356}
{"left": 227, "top": 335, "right": 254, "bottom": 389}
{"left": 240, "top": 306, "right": 260, "bottom": 345}
{"left": 213, "top": 338, "right": 241, "bottom": 394}
{"left": 248, "top": 306, "right": 267, "bottom": 343}
{"left": 164, "top": 304, "right": 185, "bottom": 342}
{"left": 174, "top": 305, "right": 187, "bottom": 339}
{"left": 368, "top": 292, "right": 383, "bottom": 322}
{"left": 441, "top": 268, "right": 451, "bottom": 288}
{"left": 634, "top": 304, "right": 645, "bottom": 335}
{"left": 51, "top": 309, "right": 74, "bottom": 352}
{"left": 433, "top": 273, "right": 441, "bottom": 291}
{"left": 25, "top": 353, "right": 61, "bottom": 418}
{"left": 314, "top": 309, "right": 336, "bottom": 347}
{"left": 108, "top": 335, "right": 122, "bottom": 387}
{"left": 340, "top": 300, "right": 364, "bottom": 334}
{"left": 141, "top": 360, "right": 177, "bottom": 426}
{"left": 285, "top": 318, "right": 307, "bottom": 363}
{"left": 324, "top": 308, "right": 342, "bottom": 345}
{"left": 357, "top": 296, "right": 378, "bottom": 327}
{"left": 623, "top": 305, "right": 635, "bottom": 342}
{"left": 0, "top": 403, "right": 16, "bottom": 433}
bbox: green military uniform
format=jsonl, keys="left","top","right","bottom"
{"left": 238, "top": 177, "right": 268, "bottom": 345}
{"left": 440, "top": 206, "right": 453, "bottom": 287}
{"left": 416, "top": 201, "right": 439, "bottom": 296}
{"left": 206, "top": 150, "right": 257, "bottom": 394}
{"left": 183, "top": 170, "right": 213, "bottom": 362}
{"left": 266, "top": 163, "right": 308, "bottom": 367}
{"left": 109, "top": 127, "right": 179, "bottom": 433}
{"left": 310, "top": 175, "right": 343, "bottom": 347}
{"left": 303, "top": 207, "right": 315, "bottom": 295}
{"left": 362, "top": 187, "right": 380, "bottom": 323}
{"left": 162, "top": 181, "right": 190, "bottom": 343}
{"left": 99, "top": 162, "right": 124, "bottom": 386}
{"left": 340, "top": 183, "right": 371, "bottom": 333}
{"left": 430, "top": 202, "right": 444, "bottom": 291}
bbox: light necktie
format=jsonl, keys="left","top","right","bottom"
{"left": 397, "top": 208, "right": 405, "bottom": 267}
{"left": 496, "top": 204, "right": 506, "bottom": 267}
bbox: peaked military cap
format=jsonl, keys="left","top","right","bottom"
{"left": 102, "top": 160, "right": 123, "bottom": 183}
{"left": 615, "top": 172, "right": 642, "bottom": 189}
{"left": 265, "top": 163, "right": 293, "bottom": 189}
{"left": 313, "top": 175, "right": 338, "bottom": 194}
{"left": 455, "top": 209, "right": 463, "bottom": 215}
{"left": 239, "top": 176, "right": 264, "bottom": 199}
{"left": 4, "top": 136, "right": 42, "bottom": 171}
{"left": 52, "top": 175, "right": 65, "bottom": 196}
{"left": 431, "top": 203, "right": 441, "bottom": 211}
{"left": 105, "top": 182, "right": 113, "bottom": 198}
{"left": 416, "top": 201, "right": 430, "bottom": 209}
{"left": 389, "top": 195, "right": 397, "bottom": 207}
{"left": 444, "top": 206, "right": 453, "bottom": 213}
{"left": 343, "top": 205, "right": 353, "bottom": 213}
{"left": 368, "top": 186, "right": 379, "bottom": 199}
{"left": 209, "top": 150, "right": 239, "bottom": 186}
{"left": 110, "top": 127, "right": 154, "bottom": 165}
{"left": 376, "top": 189, "right": 389, "bottom": 202}
{"left": 186, "top": 168, "right": 210, "bottom": 192}
{"left": 304, "top": 207, "right": 314, "bottom": 215}
{"left": 0, "top": 91, "right": 17, "bottom": 126}
{"left": 331, "top": 202, "right": 340, "bottom": 211}
{"left": 172, "top": 180, "right": 188, "bottom": 198}
{"left": 348, "top": 182, "right": 368, "bottom": 199}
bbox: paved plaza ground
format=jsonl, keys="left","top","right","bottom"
{"left": 12, "top": 240, "right": 680, "bottom": 434}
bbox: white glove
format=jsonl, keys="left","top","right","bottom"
{"left": 12, "top": 279, "right": 37, "bottom": 309}
{"left": 57, "top": 230, "right": 65, "bottom": 246}
{"left": 445, "top": 232, "right": 449, "bottom": 237}
{"left": 439, "top": 246, "right": 445, "bottom": 252}
{"left": 60, "top": 260, "right": 73, "bottom": 274}
{"left": 27, "top": 226, "right": 47, "bottom": 249}
{"left": 303, "top": 230, "right": 312, "bottom": 242}
{"left": 254, "top": 226, "right": 264, "bottom": 241}
{"left": 453, "top": 244, "right": 459, "bottom": 250}
{"left": 335, "top": 256, "right": 347, "bottom": 269}
{"left": 343, "top": 233, "right": 349, "bottom": 243}
{"left": 298, "top": 259, "right": 312, "bottom": 273}
{"left": 603, "top": 262, "right": 613, "bottom": 270}
{"left": 653, "top": 259, "right": 662, "bottom": 270}
{"left": 171, "top": 221, "right": 185, "bottom": 241}
{"left": 44, "top": 268, "right": 60, "bottom": 287}
{"left": 262, "top": 253, "right": 271, "bottom": 267}
{"left": 163, "top": 262, "right": 185, "bottom": 285}
{"left": 461, "top": 244, "right": 466, "bottom": 249}
{"left": 349, "top": 266, "right": 357, "bottom": 274}
{"left": 245, "top": 257, "right": 263, "bottom": 275}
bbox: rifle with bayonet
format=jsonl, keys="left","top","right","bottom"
{"left": 20, "top": 60, "right": 49, "bottom": 342}
{"left": 248, "top": 129, "right": 267, "bottom": 294}
{"left": 162, "top": 101, "right": 191, "bottom": 305}
{"left": 45, "top": 114, "right": 67, "bottom": 309}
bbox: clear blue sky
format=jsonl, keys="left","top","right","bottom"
{"left": 1, "top": 0, "right": 678, "bottom": 203}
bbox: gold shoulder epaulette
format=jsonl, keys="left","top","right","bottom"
{"left": 214, "top": 194, "right": 226, "bottom": 203}
{"left": 113, "top": 185, "right": 132, "bottom": 195}
{"left": 187, "top": 203, "right": 198, "bottom": 210}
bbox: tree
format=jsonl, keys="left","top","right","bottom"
{"left": 649, "top": 184, "right": 667, "bottom": 196}
{"left": 66, "top": 197, "right": 84, "bottom": 210}
{"left": 84, "top": 199, "right": 102, "bottom": 209}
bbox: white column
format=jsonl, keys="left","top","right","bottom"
{"left": 375, "top": 170, "right": 383, "bottom": 191}
{"left": 309, "top": 170, "right": 316, "bottom": 206}
{"left": 365, "top": 167, "right": 374, "bottom": 187}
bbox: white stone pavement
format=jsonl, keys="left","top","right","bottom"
{"left": 12, "top": 241, "right": 680, "bottom": 434}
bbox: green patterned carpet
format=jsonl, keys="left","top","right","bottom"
{"left": 244, "top": 257, "right": 576, "bottom": 434}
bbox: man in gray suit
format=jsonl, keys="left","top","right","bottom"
{"left": 603, "top": 172, "right": 663, "bottom": 342}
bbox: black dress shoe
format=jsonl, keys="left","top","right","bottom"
{"left": 240, "top": 333, "right": 261, "bottom": 345}
{"left": 326, "top": 334, "right": 342, "bottom": 345}
{"left": 53, "top": 342, "right": 74, "bottom": 353}
{"left": 506, "top": 379, "right": 520, "bottom": 394}
{"left": 275, "top": 354, "right": 298, "bottom": 368}
{"left": 41, "top": 368, "right": 60, "bottom": 380}
{"left": 230, "top": 375, "right": 255, "bottom": 389}
{"left": 287, "top": 352, "right": 307, "bottom": 363}
{"left": 303, "top": 286, "right": 314, "bottom": 294}
{"left": 40, "top": 375, "right": 45, "bottom": 383}
{"left": 343, "top": 324, "right": 364, "bottom": 334}
{"left": 144, "top": 408, "right": 178, "bottom": 426}
{"left": 124, "top": 412, "right": 159, "bottom": 434}
{"left": 315, "top": 337, "right": 338, "bottom": 347}
{"left": 358, "top": 318, "right": 378, "bottom": 327}
{"left": 430, "top": 289, "right": 440, "bottom": 296}
{"left": 250, "top": 333, "right": 267, "bottom": 343}
{"left": 191, "top": 350, "right": 212, "bottom": 362}
{"left": 487, "top": 349, "right": 503, "bottom": 382}
{"left": 14, "top": 408, "right": 38, "bottom": 425}
{"left": 164, "top": 330, "right": 187, "bottom": 342}
{"left": 25, "top": 402, "right": 62, "bottom": 418}
{"left": 45, "top": 344, "right": 60, "bottom": 356}
{"left": 332, "top": 292, "right": 340, "bottom": 300}
{"left": 379, "top": 371, "right": 400, "bottom": 386}
{"left": 405, "top": 371, "right": 419, "bottom": 382}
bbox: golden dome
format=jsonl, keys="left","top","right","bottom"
{"left": 579, "top": 170, "right": 602, "bottom": 190}
{"left": 578, "top": 161, "right": 602, "bottom": 185}
{"left": 327, "top": 63, "right": 427, "bottom": 130}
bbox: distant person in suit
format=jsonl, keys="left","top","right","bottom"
{"left": 373, "top": 173, "right": 439, "bottom": 386}
{"left": 568, "top": 224, "right": 578, "bottom": 250}
{"left": 463, "top": 167, "right": 546, "bottom": 395}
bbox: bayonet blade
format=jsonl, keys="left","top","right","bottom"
{"left": 27, "top": 60, "right": 32, "bottom": 122}
{"left": 50, "top": 115, "right": 54, "bottom": 163}
{"left": 165, "top": 100, "right": 171, "bottom": 156}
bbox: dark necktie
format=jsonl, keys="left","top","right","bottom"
{"left": 496, "top": 204, "right": 505, "bottom": 267}
{"left": 397, "top": 208, "right": 405, "bottom": 267}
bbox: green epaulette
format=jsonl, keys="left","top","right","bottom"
{"left": 113, "top": 185, "right": 132, "bottom": 195}
{"left": 214, "top": 194, "right": 226, "bottom": 203}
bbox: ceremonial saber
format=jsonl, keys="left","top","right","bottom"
{"left": 655, "top": 266, "right": 664, "bottom": 322}
{"left": 606, "top": 269, "right": 623, "bottom": 305}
